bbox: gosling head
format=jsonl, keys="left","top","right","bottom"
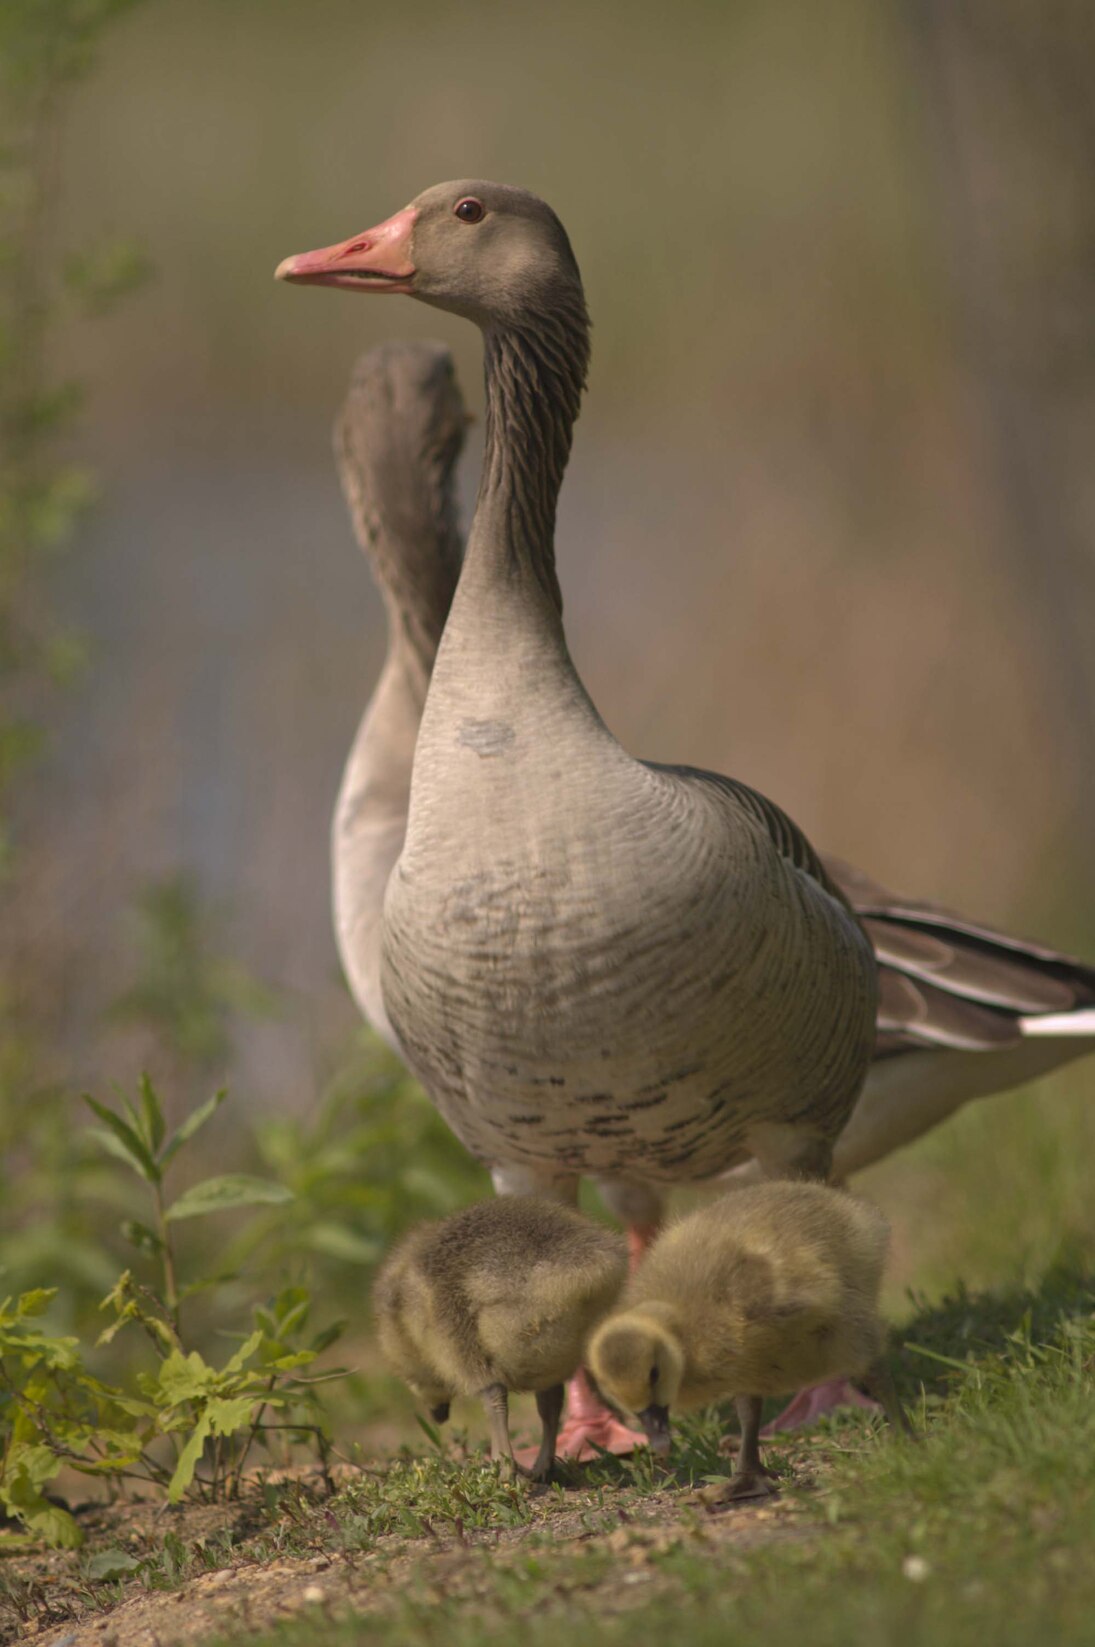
{"left": 588, "top": 1310, "right": 685, "bottom": 1456}
{"left": 402, "top": 1376, "right": 452, "bottom": 1428}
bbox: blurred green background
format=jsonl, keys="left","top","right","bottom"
{"left": 2, "top": 0, "right": 1094, "bottom": 1437}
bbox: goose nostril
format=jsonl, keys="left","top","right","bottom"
{"left": 343, "top": 239, "right": 371, "bottom": 256}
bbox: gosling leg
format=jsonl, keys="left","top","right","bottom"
{"left": 479, "top": 1382, "right": 516, "bottom": 1478}
{"left": 713, "top": 1395, "right": 779, "bottom": 1504}
{"left": 524, "top": 1384, "right": 565, "bottom": 1482}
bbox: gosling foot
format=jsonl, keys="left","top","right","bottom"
{"left": 761, "top": 1378, "right": 880, "bottom": 1436}
{"left": 698, "top": 1468, "right": 779, "bottom": 1508}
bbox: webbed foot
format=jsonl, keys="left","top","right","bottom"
{"left": 761, "top": 1378, "right": 880, "bottom": 1436}
{"left": 697, "top": 1468, "right": 779, "bottom": 1508}
{"left": 513, "top": 1369, "right": 648, "bottom": 1468}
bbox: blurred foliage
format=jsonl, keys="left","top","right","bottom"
{"left": 240, "top": 1031, "right": 490, "bottom": 1279}
{"left": 108, "top": 875, "right": 280, "bottom": 1089}
{"left": 0, "top": 0, "right": 153, "bottom": 870}
{"left": 0, "top": 873, "right": 276, "bottom": 1338}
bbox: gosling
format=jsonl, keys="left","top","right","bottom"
{"left": 373, "top": 1196, "right": 627, "bottom": 1480}
{"left": 588, "top": 1182, "right": 911, "bottom": 1502}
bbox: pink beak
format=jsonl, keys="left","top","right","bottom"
{"left": 275, "top": 205, "right": 417, "bottom": 293}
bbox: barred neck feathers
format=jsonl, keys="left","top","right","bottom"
{"left": 475, "top": 295, "right": 590, "bottom": 614}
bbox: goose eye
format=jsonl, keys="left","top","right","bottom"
{"left": 454, "top": 197, "right": 485, "bottom": 224}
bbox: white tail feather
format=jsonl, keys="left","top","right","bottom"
{"left": 1020, "top": 1007, "right": 1095, "bottom": 1038}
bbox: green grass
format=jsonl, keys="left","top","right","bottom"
{"left": 192, "top": 1263, "right": 1095, "bottom": 1647}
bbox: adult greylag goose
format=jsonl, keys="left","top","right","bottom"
{"left": 330, "top": 341, "right": 1095, "bottom": 1171}
{"left": 279, "top": 182, "right": 879, "bottom": 1449}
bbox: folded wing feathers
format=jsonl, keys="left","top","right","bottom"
{"left": 825, "top": 855, "right": 1095, "bottom": 1050}
{"left": 656, "top": 765, "right": 847, "bottom": 905}
{"left": 877, "top": 968, "right": 1020, "bottom": 1050}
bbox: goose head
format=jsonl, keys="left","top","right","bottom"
{"left": 276, "top": 180, "right": 583, "bottom": 328}
{"left": 587, "top": 1308, "right": 685, "bottom": 1455}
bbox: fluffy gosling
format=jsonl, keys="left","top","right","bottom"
{"left": 588, "top": 1182, "right": 911, "bottom": 1502}
{"left": 373, "top": 1197, "right": 627, "bottom": 1480}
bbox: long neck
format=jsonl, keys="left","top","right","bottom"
{"left": 342, "top": 465, "right": 461, "bottom": 788}
{"left": 333, "top": 469, "right": 461, "bottom": 1048}
{"left": 464, "top": 297, "right": 589, "bottom": 613}
{"left": 338, "top": 404, "right": 463, "bottom": 689}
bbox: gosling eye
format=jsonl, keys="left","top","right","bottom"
{"left": 454, "top": 197, "right": 485, "bottom": 224}
{"left": 649, "top": 1364, "right": 658, "bottom": 1387}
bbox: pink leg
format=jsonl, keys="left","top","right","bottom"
{"left": 514, "top": 1366, "right": 649, "bottom": 1466}
{"left": 514, "top": 1221, "right": 660, "bottom": 1469}
{"left": 626, "top": 1221, "right": 659, "bottom": 1268}
{"left": 761, "top": 1378, "right": 880, "bottom": 1436}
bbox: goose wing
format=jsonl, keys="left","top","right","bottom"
{"left": 825, "top": 856, "right": 1095, "bottom": 1053}
{"left": 648, "top": 763, "right": 848, "bottom": 906}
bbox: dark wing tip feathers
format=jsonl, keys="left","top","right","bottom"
{"left": 827, "top": 855, "right": 1095, "bottom": 1051}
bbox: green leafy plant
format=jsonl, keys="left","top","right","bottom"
{"left": 83, "top": 1075, "right": 291, "bottom": 1332}
{"left": 0, "top": 1079, "right": 345, "bottom": 1547}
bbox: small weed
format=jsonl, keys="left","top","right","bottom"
{"left": 337, "top": 1452, "right": 536, "bottom": 1548}
{"left": 0, "top": 1079, "right": 345, "bottom": 1545}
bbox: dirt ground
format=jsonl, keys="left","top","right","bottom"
{"left": 0, "top": 1452, "right": 820, "bottom": 1647}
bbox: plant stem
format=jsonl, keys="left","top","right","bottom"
{"left": 150, "top": 1177, "right": 180, "bottom": 1336}
{"left": 227, "top": 1375, "right": 278, "bottom": 1500}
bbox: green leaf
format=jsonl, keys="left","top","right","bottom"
{"left": 15, "top": 1289, "right": 56, "bottom": 1318}
{"left": 164, "top": 1175, "right": 292, "bottom": 1222}
{"left": 160, "top": 1089, "right": 228, "bottom": 1166}
{"left": 205, "top": 1395, "right": 257, "bottom": 1436}
{"left": 273, "top": 1296, "right": 310, "bottom": 1339}
{"left": 309, "top": 1320, "right": 348, "bottom": 1355}
{"left": 0, "top": 1531, "right": 38, "bottom": 1553}
{"left": 86, "top": 1547, "right": 143, "bottom": 1581}
{"left": 156, "top": 1349, "right": 215, "bottom": 1405}
{"left": 138, "top": 1073, "right": 165, "bottom": 1154}
{"left": 2, "top": 1444, "right": 60, "bottom": 1493}
{"left": 0, "top": 1446, "right": 83, "bottom": 1549}
{"left": 168, "top": 1413, "right": 212, "bottom": 1502}
{"left": 221, "top": 1329, "right": 263, "bottom": 1377}
{"left": 83, "top": 1095, "right": 160, "bottom": 1182}
{"left": 16, "top": 1499, "right": 83, "bottom": 1549}
{"left": 88, "top": 1125, "right": 147, "bottom": 1171}
{"left": 303, "top": 1222, "right": 383, "bottom": 1265}
{"left": 120, "top": 1219, "right": 164, "bottom": 1255}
